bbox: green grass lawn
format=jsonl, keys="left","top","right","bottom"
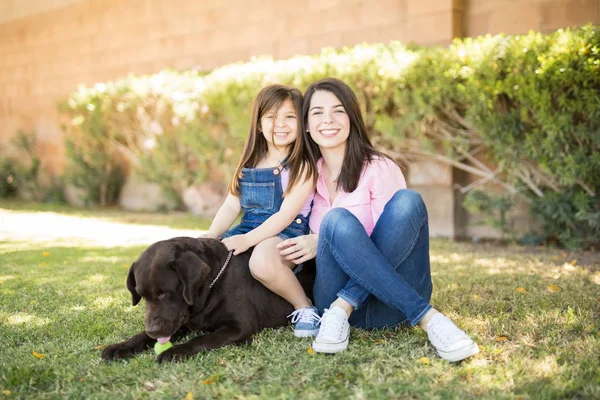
{"left": 1, "top": 205, "right": 599, "bottom": 399}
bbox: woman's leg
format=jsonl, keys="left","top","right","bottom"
{"left": 313, "top": 190, "right": 478, "bottom": 361}
{"left": 314, "top": 190, "right": 431, "bottom": 326}
{"left": 249, "top": 237, "right": 320, "bottom": 337}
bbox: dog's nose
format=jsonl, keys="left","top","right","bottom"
{"left": 145, "top": 322, "right": 165, "bottom": 339}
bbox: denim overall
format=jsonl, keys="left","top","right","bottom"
{"left": 221, "top": 162, "right": 310, "bottom": 241}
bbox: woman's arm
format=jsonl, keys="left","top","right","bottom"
{"left": 222, "top": 172, "right": 314, "bottom": 255}
{"left": 201, "top": 194, "right": 241, "bottom": 239}
{"left": 276, "top": 233, "right": 318, "bottom": 264}
{"left": 370, "top": 158, "right": 407, "bottom": 223}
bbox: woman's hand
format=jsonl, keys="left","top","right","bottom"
{"left": 221, "top": 234, "right": 252, "bottom": 255}
{"left": 276, "top": 234, "right": 318, "bottom": 264}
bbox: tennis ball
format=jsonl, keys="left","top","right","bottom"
{"left": 154, "top": 341, "right": 173, "bottom": 355}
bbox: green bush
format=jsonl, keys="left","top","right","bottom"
{"left": 60, "top": 25, "right": 600, "bottom": 248}
{"left": 0, "top": 131, "right": 63, "bottom": 202}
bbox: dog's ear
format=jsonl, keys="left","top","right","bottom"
{"left": 174, "top": 251, "right": 211, "bottom": 306}
{"left": 126, "top": 262, "right": 141, "bottom": 306}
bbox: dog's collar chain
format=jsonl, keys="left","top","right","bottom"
{"left": 208, "top": 250, "right": 234, "bottom": 290}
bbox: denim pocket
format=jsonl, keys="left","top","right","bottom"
{"left": 240, "top": 182, "right": 275, "bottom": 210}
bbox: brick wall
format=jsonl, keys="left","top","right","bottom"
{"left": 466, "top": 0, "right": 599, "bottom": 36}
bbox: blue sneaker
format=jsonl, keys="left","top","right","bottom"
{"left": 288, "top": 306, "right": 320, "bottom": 337}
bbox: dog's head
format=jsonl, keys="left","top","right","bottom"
{"left": 126, "top": 237, "right": 220, "bottom": 339}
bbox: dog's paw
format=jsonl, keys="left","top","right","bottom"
{"left": 101, "top": 343, "right": 136, "bottom": 361}
{"left": 156, "top": 345, "right": 191, "bottom": 363}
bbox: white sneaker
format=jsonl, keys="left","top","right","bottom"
{"left": 426, "top": 313, "right": 479, "bottom": 362}
{"left": 312, "top": 307, "right": 350, "bottom": 353}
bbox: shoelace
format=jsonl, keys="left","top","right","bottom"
{"left": 316, "top": 309, "right": 346, "bottom": 340}
{"left": 429, "top": 316, "right": 468, "bottom": 346}
{"left": 288, "top": 308, "right": 321, "bottom": 325}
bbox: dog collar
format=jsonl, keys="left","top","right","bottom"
{"left": 208, "top": 250, "right": 234, "bottom": 290}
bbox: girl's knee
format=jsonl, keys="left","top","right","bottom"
{"left": 248, "top": 250, "right": 281, "bottom": 282}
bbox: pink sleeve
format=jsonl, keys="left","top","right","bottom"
{"left": 369, "top": 158, "right": 407, "bottom": 225}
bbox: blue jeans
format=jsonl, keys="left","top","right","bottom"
{"left": 313, "top": 189, "right": 433, "bottom": 328}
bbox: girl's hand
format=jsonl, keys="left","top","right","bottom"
{"left": 222, "top": 234, "right": 252, "bottom": 255}
{"left": 276, "top": 234, "right": 318, "bottom": 264}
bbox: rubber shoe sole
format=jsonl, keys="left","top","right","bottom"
{"left": 294, "top": 328, "right": 319, "bottom": 338}
{"left": 312, "top": 334, "right": 350, "bottom": 353}
{"left": 435, "top": 341, "right": 480, "bottom": 362}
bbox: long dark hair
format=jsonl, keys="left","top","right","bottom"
{"left": 229, "top": 84, "right": 310, "bottom": 195}
{"left": 301, "top": 77, "right": 389, "bottom": 193}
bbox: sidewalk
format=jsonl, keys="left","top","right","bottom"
{"left": 0, "top": 209, "right": 200, "bottom": 247}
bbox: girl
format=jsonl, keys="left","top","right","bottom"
{"left": 201, "top": 84, "right": 320, "bottom": 337}
{"left": 277, "top": 78, "right": 479, "bottom": 362}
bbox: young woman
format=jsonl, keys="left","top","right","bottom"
{"left": 201, "top": 84, "right": 320, "bottom": 337}
{"left": 276, "top": 78, "right": 479, "bottom": 362}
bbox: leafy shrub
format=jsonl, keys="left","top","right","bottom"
{"left": 0, "top": 131, "right": 63, "bottom": 202}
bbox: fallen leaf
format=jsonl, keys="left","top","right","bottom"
{"left": 79, "top": 378, "right": 86, "bottom": 382}
{"left": 417, "top": 357, "right": 430, "bottom": 364}
{"left": 569, "top": 259, "right": 577, "bottom": 266}
{"left": 42, "top": 252, "right": 51, "bottom": 257}
{"left": 515, "top": 287, "right": 527, "bottom": 293}
{"left": 184, "top": 392, "right": 193, "bottom": 400}
{"left": 471, "top": 294, "right": 482, "bottom": 301}
{"left": 93, "top": 345, "right": 104, "bottom": 350}
{"left": 1, "top": 390, "right": 10, "bottom": 396}
{"left": 375, "top": 339, "right": 382, "bottom": 344}
{"left": 32, "top": 350, "right": 46, "bottom": 359}
{"left": 122, "top": 264, "right": 129, "bottom": 269}
{"left": 462, "top": 373, "right": 473, "bottom": 382}
{"left": 39, "top": 262, "right": 47, "bottom": 267}
{"left": 495, "top": 336, "right": 509, "bottom": 342}
{"left": 307, "top": 347, "right": 314, "bottom": 355}
{"left": 550, "top": 256, "right": 560, "bottom": 262}
{"left": 547, "top": 284, "right": 561, "bottom": 293}
{"left": 143, "top": 381, "right": 155, "bottom": 391}
{"left": 561, "top": 252, "right": 568, "bottom": 257}
{"left": 202, "top": 375, "right": 216, "bottom": 385}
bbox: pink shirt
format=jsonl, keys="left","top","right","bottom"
{"left": 309, "top": 157, "right": 407, "bottom": 235}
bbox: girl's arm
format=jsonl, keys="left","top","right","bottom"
{"left": 201, "top": 194, "right": 241, "bottom": 239}
{"left": 222, "top": 172, "right": 314, "bottom": 255}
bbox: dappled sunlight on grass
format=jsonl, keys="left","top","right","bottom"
{"left": 0, "top": 209, "right": 203, "bottom": 248}
{"left": 91, "top": 296, "right": 118, "bottom": 310}
{"left": 0, "top": 275, "right": 18, "bottom": 284}
{"left": 4, "top": 312, "right": 50, "bottom": 327}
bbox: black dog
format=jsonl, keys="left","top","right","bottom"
{"left": 101, "top": 237, "right": 314, "bottom": 363}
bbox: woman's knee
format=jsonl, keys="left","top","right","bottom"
{"left": 388, "top": 189, "right": 428, "bottom": 220}
{"left": 319, "top": 208, "right": 360, "bottom": 240}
